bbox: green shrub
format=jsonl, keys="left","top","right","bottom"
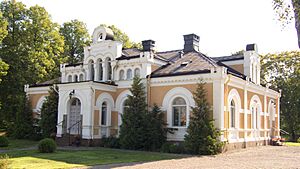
{"left": 101, "top": 136, "right": 120, "bottom": 148}
{"left": 0, "top": 136, "right": 9, "bottom": 147}
{"left": 0, "top": 154, "right": 9, "bottom": 169}
{"left": 38, "top": 138, "right": 56, "bottom": 153}
{"left": 297, "top": 137, "right": 300, "bottom": 143}
{"left": 169, "top": 143, "right": 185, "bottom": 154}
{"left": 160, "top": 142, "right": 185, "bottom": 154}
{"left": 161, "top": 142, "right": 172, "bottom": 153}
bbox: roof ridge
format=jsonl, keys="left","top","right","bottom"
{"left": 156, "top": 49, "right": 182, "bottom": 54}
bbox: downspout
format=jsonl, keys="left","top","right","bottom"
{"left": 224, "top": 74, "right": 231, "bottom": 141}
{"left": 90, "top": 86, "right": 95, "bottom": 144}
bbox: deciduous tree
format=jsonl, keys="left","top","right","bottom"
{"left": 60, "top": 20, "right": 91, "bottom": 64}
{"left": 261, "top": 51, "right": 300, "bottom": 141}
{"left": 101, "top": 24, "right": 142, "bottom": 49}
{"left": 273, "top": 0, "right": 300, "bottom": 48}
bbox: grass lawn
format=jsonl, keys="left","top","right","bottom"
{"left": 285, "top": 142, "right": 300, "bottom": 146}
{"left": 0, "top": 148, "right": 184, "bottom": 169}
{"left": 0, "top": 138, "right": 39, "bottom": 150}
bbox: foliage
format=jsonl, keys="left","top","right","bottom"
{"left": 40, "top": 86, "right": 59, "bottom": 138}
{"left": 261, "top": 51, "right": 300, "bottom": 141}
{"left": 60, "top": 19, "right": 91, "bottom": 64}
{"left": 38, "top": 138, "right": 57, "bottom": 153}
{"left": 0, "top": 136, "right": 9, "bottom": 147}
{"left": 0, "top": 11, "right": 8, "bottom": 43}
{"left": 161, "top": 142, "right": 185, "bottom": 154}
{"left": 101, "top": 136, "right": 120, "bottom": 148}
{"left": 184, "top": 82, "right": 223, "bottom": 155}
{"left": 297, "top": 137, "right": 300, "bottom": 143}
{"left": 0, "top": 1, "right": 65, "bottom": 125}
{"left": 119, "top": 76, "right": 149, "bottom": 150}
{"left": 101, "top": 24, "right": 142, "bottom": 49}
{"left": 231, "top": 50, "right": 244, "bottom": 56}
{"left": 0, "top": 60, "right": 8, "bottom": 84}
{"left": 0, "top": 154, "right": 9, "bottom": 169}
{"left": 12, "top": 96, "right": 35, "bottom": 139}
{"left": 144, "top": 104, "right": 168, "bottom": 151}
{"left": 273, "top": 0, "right": 300, "bottom": 47}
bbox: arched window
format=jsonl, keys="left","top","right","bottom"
{"left": 230, "top": 100, "right": 236, "bottom": 128}
{"left": 119, "top": 70, "right": 125, "bottom": 80}
{"left": 68, "top": 75, "right": 72, "bottom": 82}
{"left": 134, "top": 68, "right": 140, "bottom": 77}
{"left": 126, "top": 69, "right": 132, "bottom": 80}
{"left": 105, "top": 58, "right": 112, "bottom": 81}
{"left": 88, "top": 60, "right": 94, "bottom": 81}
{"left": 74, "top": 75, "right": 78, "bottom": 82}
{"left": 101, "top": 102, "right": 107, "bottom": 125}
{"left": 172, "top": 97, "right": 186, "bottom": 127}
{"left": 98, "top": 59, "right": 103, "bottom": 81}
{"left": 79, "top": 74, "right": 84, "bottom": 81}
{"left": 251, "top": 106, "right": 256, "bottom": 129}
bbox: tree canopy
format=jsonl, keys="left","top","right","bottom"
{"left": 261, "top": 51, "right": 300, "bottom": 140}
{"left": 273, "top": 0, "right": 300, "bottom": 48}
{"left": 60, "top": 20, "right": 91, "bottom": 64}
{"left": 0, "top": 1, "right": 65, "bottom": 127}
{"left": 101, "top": 24, "right": 142, "bottom": 49}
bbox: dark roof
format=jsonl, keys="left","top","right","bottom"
{"left": 156, "top": 50, "right": 183, "bottom": 62}
{"left": 212, "top": 55, "right": 244, "bottom": 62}
{"left": 216, "top": 61, "right": 246, "bottom": 79}
{"left": 122, "top": 48, "right": 141, "bottom": 57}
{"left": 29, "top": 79, "right": 117, "bottom": 87}
{"left": 151, "top": 51, "right": 218, "bottom": 78}
{"left": 65, "top": 63, "right": 83, "bottom": 67}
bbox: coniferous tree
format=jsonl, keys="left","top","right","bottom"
{"left": 119, "top": 76, "right": 148, "bottom": 150}
{"left": 184, "top": 82, "right": 223, "bottom": 155}
{"left": 12, "top": 95, "right": 35, "bottom": 139}
{"left": 40, "top": 86, "right": 59, "bottom": 138}
{"left": 144, "top": 104, "right": 168, "bottom": 151}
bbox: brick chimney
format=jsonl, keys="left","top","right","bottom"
{"left": 183, "top": 34, "right": 200, "bottom": 53}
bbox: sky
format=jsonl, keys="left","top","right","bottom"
{"left": 19, "top": 0, "right": 299, "bottom": 57}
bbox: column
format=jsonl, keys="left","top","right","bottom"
{"left": 244, "top": 87, "right": 248, "bottom": 141}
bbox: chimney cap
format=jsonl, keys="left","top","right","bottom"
{"left": 142, "top": 40, "right": 155, "bottom": 51}
{"left": 183, "top": 33, "right": 200, "bottom": 53}
{"left": 246, "top": 44, "right": 258, "bottom": 52}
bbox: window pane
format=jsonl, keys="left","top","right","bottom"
{"left": 180, "top": 106, "right": 186, "bottom": 126}
{"left": 230, "top": 100, "right": 235, "bottom": 127}
{"left": 101, "top": 103, "right": 107, "bottom": 125}
{"left": 172, "top": 97, "right": 186, "bottom": 105}
{"left": 134, "top": 68, "right": 140, "bottom": 77}
{"left": 127, "top": 69, "right": 132, "bottom": 80}
{"left": 119, "top": 70, "right": 124, "bottom": 80}
{"left": 173, "top": 107, "right": 179, "bottom": 126}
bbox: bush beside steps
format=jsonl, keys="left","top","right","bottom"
{"left": 0, "top": 136, "right": 9, "bottom": 147}
{"left": 38, "top": 138, "right": 57, "bottom": 153}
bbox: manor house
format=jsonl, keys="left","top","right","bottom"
{"left": 25, "top": 26, "right": 281, "bottom": 148}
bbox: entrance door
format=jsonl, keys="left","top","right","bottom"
{"left": 69, "top": 98, "right": 81, "bottom": 134}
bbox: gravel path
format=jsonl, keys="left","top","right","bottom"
{"left": 110, "top": 146, "right": 300, "bottom": 169}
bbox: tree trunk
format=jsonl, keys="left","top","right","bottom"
{"left": 292, "top": 1, "right": 300, "bottom": 48}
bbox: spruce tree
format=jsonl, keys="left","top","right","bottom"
{"left": 119, "top": 76, "right": 148, "bottom": 150}
{"left": 144, "top": 104, "right": 167, "bottom": 151}
{"left": 184, "top": 82, "right": 223, "bottom": 155}
{"left": 13, "top": 95, "right": 35, "bottom": 139}
{"left": 40, "top": 86, "right": 59, "bottom": 138}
